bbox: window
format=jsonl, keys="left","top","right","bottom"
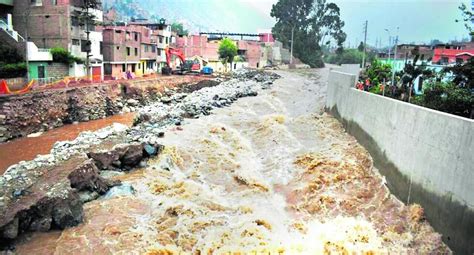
{"left": 81, "top": 40, "right": 90, "bottom": 52}
{"left": 127, "top": 47, "right": 130, "bottom": 56}
{"left": 134, "top": 33, "right": 138, "bottom": 41}
{"left": 31, "top": 0, "right": 42, "bottom": 6}
{"left": 38, "top": 66, "right": 45, "bottom": 79}
{"left": 100, "top": 42, "right": 103, "bottom": 55}
{"left": 51, "top": 0, "right": 58, "bottom": 6}
{"left": 116, "top": 46, "right": 120, "bottom": 50}
{"left": 165, "top": 37, "right": 168, "bottom": 44}
{"left": 71, "top": 16, "right": 79, "bottom": 26}
{"left": 144, "top": 45, "right": 148, "bottom": 52}
{"left": 72, "top": 39, "right": 80, "bottom": 46}
{"left": 151, "top": 45, "right": 156, "bottom": 53}
{"left": 134, "top": 48, "right": 138, "bottom": 56}
{"left": 138, "top": 63, "right": 141, "bottom": 69}
{"left": 159, "top": 36, "right": 163, "bottom": 44}
{"left": 157, "top": 50, "right": 161, "bottom": 56}
{"left": 122, "top": 64, "right": 126, "bottom": 72}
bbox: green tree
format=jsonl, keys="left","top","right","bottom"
{"left": 456, "top": 3, "right": 474, "bottom": 41}
{"left": 271, "top": 0, "right": 346, "bottom": 68}
{"left": 0, "top": 45, "right": 24, "bottom": 65}
{"left": 360, "top": 59, "right": 392, "bottom": 86}
{"left": 171, "top": 22, "right": 189, "bottom": 36}
{"left": 0, "top": 45, "right": 26, "bottom": 79}
{"left": 415, "top": 82, "right": 473, "bottom": 118}
{"left": 445, "top": 58, "right": 474, "bottom": 90}
{"left": 218, "top": 38, "right": 238, "bottom": 72}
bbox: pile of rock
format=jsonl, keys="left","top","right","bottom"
{"left": 136, "top": 69, "right": 280, "bottom": 125}
{"left": 0, "top": 140, "right": 162, "bottom": 247}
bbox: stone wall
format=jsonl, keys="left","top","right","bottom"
{"left": 47, "top": 63, "right": 69, "bottom": 78}
{"left": 325, "top": 70, "right": 474, "bottom": 254}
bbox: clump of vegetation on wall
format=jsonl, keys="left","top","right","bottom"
{"left": 50, "top": 47, "right": 83, "bottom": 65}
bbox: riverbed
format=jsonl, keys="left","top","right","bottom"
{"left": 12, "top": 69, "right": 450, "bottom": 254}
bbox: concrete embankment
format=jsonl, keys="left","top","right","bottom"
{"left": 325, "top": 69, "right": 474, "bottom": 254}
{"left": 0, "top": 77, "right": 218, "bottom": 143}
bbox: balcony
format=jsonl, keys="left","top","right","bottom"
{"left": 0, "top": 0, "right": 13, "bottom": 6}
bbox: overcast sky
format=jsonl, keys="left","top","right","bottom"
{"left": 231, "top": 0, "right": 472, "bottom": 46}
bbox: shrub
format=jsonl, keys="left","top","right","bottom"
{"left": 360, "top": 59, "right": 392, "bottom": 86}
{"left": 0, "top": 63, "right": 27, "bottom": 78}
{"left": 50, "top": 47, "right": 82, "bottom": 64}
{"left": 414, "top": 82, "right": 473, "bottom": 118}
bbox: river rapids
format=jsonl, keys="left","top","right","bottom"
{"left": 13, "top": 69, "right": 450, "bottom": 254}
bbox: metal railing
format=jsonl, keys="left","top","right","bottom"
{"left": 0, "top": 18, "right": 25, "bottom": 42}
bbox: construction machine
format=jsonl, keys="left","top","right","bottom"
{"left": 162, "top": 47, "right": 194, "bottom": 75}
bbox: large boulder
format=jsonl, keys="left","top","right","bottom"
{"left": 0, "top": 156, "right": 118, "bottom": 245}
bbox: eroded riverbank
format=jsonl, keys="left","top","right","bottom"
{"left": 2, "top": 69, "right": 450, "bottom": 254}
{"left": 0, "top": 113, "right": 135, "bottom": 175}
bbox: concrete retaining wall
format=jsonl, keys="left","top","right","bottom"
{"left": 325, "top": 70, "right": 474, "bottom": 254}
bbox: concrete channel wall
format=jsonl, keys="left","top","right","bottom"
{"left": 325, "top": 70, "right": 474, "bottom": 254}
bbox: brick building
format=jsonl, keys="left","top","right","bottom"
{"left": 130, "top": 19, "right": 174, "bottom": 70}
{"left": 175, "top": 34, "right": 269, "bottom": 72}
{"left": 101, "top": 24, "right": 157, "bottom": 79}
{"left": 12, "top": 0, "right": 103, "bottom": 80}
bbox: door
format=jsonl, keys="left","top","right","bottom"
{"left": 92, "top": 66, "right": 101, "bottom": 82}
{"left": 38, "top": 66, "right": 45, "bottom": 79}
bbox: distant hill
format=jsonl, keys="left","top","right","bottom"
{"left": 102, "top": 0, "right": 274, "bottom": 34}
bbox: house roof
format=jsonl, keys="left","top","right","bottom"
{"left": 455, "top": 52, "right": 474, "bottom": 57}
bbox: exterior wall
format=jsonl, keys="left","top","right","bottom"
{"left": 326, "top": 70, "right": 474, "bottom": 254}
{"left": 238, "top": 40, "right": 262, "bottom": 68}
{"left": 13, "top": 1, "right": 71, "bottom": 49}
{"left": 29, "top": 62, "right": 69, "bottom": 79}
{"left": 13, "top": 0, "right": 103, "bottom": 79}
{"left": 27, "top": 42, "right": 52, "bottom": 61}
{"left": 432, "top": 48, "right": 474, "bottom": 64}
{"left": 101, "top": 25, "right": 142, "bottom": 63}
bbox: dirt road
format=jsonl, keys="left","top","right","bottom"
{"left": 14, "top": 69, "right": 449, "bottom": 254}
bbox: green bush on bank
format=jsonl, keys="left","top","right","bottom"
{"left": 413, "top": 82, "right": 473, "bottom": 118}
{"left": 0, "top": 63, "right": 27, "bottom": 79}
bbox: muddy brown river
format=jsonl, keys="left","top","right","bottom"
{"left": 11, "top": 69, "right": 450, "bottom": 254}
{"left": 0, "top": 113, "right": 135, "bottom": 175}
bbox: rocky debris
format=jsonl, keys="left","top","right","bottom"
{"left": 0, "top": 77, "right": 220, "bottom": 143}
{"left": 135, "top": 70, "right": 280, "bottom": 126}
{"left": 87, "top": 142, "right": 156, "bottom": 171}
{"left": 0, "top": 156, "right": 119, "bottom": 245}
{"left": 101, "top": 184, "right": 136, "bottom": 199}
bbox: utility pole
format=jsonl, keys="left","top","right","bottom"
{"left": 391, "top": 27, "right": 399, "bottom": 86}
{"left": 23, "top": 8, "right": 30, "bottom": 82}
{"left": 290, "top": 25, "right": 295, "bottom": 65}
{"left": 361, "top": 20, "right": 368, "bottom": 69}
{"left": 385, "top": 29, "right": 392, "bottom": 65}
{"left": 85, "top": 0, "right": 91, "bottom": 80}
